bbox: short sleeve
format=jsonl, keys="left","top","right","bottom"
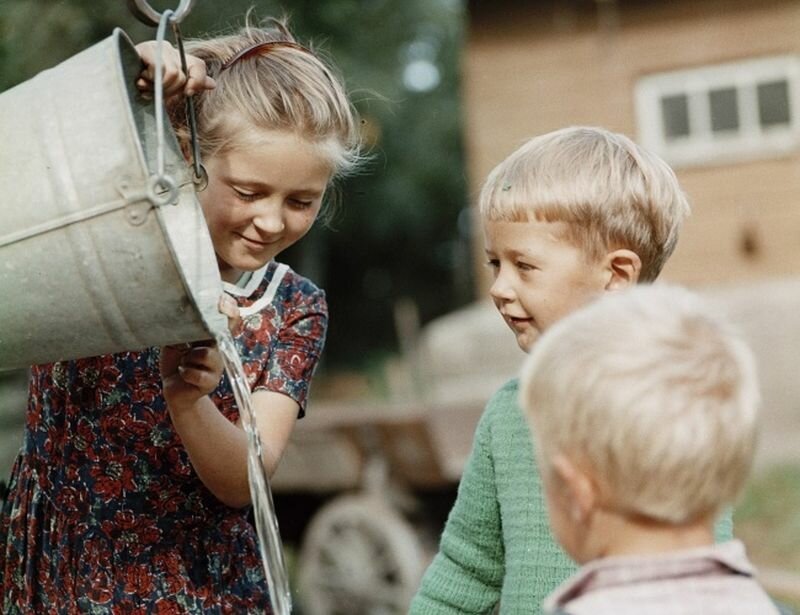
{"left": 251, "top": 288, "right": 328, "bottom": 417}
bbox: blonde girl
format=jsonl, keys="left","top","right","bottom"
{"left": 0, "top": 18, "right": 360, "bottom": 613}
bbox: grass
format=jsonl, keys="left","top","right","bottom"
{"left": 735, "top": 463, "right": 800, "bottom": 610}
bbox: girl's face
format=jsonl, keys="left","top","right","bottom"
{"left": 199, "top": 130, "right": 332, "bottom": 283}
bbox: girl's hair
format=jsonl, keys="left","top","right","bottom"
{"left": 169, "top": 16, "right": 362, "bottom": 183}
{"left": 479, "top": 126, "right": 690, "bottom": 282}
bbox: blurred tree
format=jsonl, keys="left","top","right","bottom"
{"left": 0, "top": 0, "right": 472, "bottom": 371}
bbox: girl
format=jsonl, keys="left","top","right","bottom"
{"left": 0, "top": 18, "right": 361, "bottom": 613}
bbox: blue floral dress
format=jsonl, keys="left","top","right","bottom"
{"left": 0, "top": 261, "right": 327, "bottom": 614}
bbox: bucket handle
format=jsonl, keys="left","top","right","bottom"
{"left": 148, "top": 5, "right": 210, "bottom": 208}
{"left": 137, "top": 1, "right": 206, "bottom": 198}
{"left": 147, "top": 9, "right": 181, "bottom": 207}
{"left": 126, "top": 0, "right": 195, "bottom": 27}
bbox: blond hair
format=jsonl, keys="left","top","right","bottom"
{"left": 479, "top": 127, "right": 690, "bottom": 282}
{"left": 519, "top": 285, "right": 760, "bottom": 524}
{"left": 170, "top": 17, "right": 361, "bottom": 182}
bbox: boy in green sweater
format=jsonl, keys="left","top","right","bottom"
{"left": 409, "top": 126, "right": 732, "bottom": 614}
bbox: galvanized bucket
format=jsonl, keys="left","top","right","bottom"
{"left": 0, "top": 29, "right": 226, "bottom": 370}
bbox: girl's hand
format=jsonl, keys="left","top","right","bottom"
{"left": 160, "top": 294, "right": 240, "bottom": 411}
{"left": 160, "top": 342, "right": 223, "bottom": 410}
{"left": 135, "top": 41, "right": 216, "bottom": 97}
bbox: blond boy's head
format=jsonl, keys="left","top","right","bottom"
{"left": 480, "top": 126, "right": 690, "bottom": 282}
{"left": 520, "top": 285, "right": 759, "bottom": 552}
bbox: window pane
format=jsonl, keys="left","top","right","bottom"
{"left": 661, "top": 94, "right": 690, "bottom": 140}
{"left": 758, "top": 80, "right": 790, "bottom": 127}
{"left": 709, "top": 87, "right": 739, "bottom": 133}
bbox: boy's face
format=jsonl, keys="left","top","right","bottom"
{"left": 484, "top": 219, "right": 609, "bottom": 352}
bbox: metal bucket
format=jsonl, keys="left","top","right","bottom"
{"left": 0, "top": 29, "right": 226, "bottom": 370}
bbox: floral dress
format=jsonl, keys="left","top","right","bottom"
{"left": 0, "top": 261, "right": 327, "bottom": 614}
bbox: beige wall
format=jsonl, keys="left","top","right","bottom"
{"left": 463, "top": 0, "right": 800, "bottom": 293}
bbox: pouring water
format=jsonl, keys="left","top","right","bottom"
{"left": 217, "top": 332, "right": 292, "bottom": 615}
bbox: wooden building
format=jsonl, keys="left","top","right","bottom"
{"left": 462, "top": 0, "right": 800, "bottom": 291}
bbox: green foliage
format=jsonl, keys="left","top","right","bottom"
{"left": 0, "top": 1, "right": 151, "bottom": 89}
{"left": 1, "top": 0, "right": 472, "bottom": 369}
{"left": 735, "top": 464, "right": 800, "bottom": 571}
{"left": 261, "top": 0, "right": 473, "bottom": 368}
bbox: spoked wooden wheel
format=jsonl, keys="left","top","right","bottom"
{"left": 297, "top": 494, "right": 425, "bottom": 615}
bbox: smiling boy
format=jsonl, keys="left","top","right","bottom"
{"left": 410, "top": 126, "right": 732, "bottom": 614}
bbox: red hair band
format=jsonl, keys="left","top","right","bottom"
{"left": 220, "top": 40, "right": 312, "bottom": 71}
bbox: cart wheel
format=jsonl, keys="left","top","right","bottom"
{"left": 297, "top": 494, "right": 425, "bottom": 615}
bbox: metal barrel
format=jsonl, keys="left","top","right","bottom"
{"left": 0, "top": 29, "right": 226, "bottom": 370}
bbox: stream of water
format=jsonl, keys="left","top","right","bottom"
{"left": 217, "top": 331, "right": 292, "bottom": 615}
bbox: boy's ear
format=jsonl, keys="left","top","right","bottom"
{"left": 604, "top": 249, "right": 641, "bottom": 290}
{"left": 551, "top": 453, "right": 597, "bottom": 523}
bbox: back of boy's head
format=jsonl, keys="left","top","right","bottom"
{"left": 479, "top": 126, "right": 690, "bottom": 282}
{"left": 520, "top": 284, "right": 760, "bottom": 525}
{"left": 171, "top": 16, "right": 361, "bottom": 180}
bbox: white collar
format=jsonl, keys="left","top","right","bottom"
{"left": 221, "top": 262, "right": 270, "bottom": 298}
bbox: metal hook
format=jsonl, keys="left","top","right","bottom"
{"left": 134, "top": 3, "right": 205, "bottom": 205}
{"left": 126, "top": 0, "right": 195, "bottom": 27}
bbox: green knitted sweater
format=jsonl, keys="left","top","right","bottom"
{"left": 409, "top": 378, "right": 734, "bottom": 614}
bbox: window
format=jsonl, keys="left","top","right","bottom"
{"left": 635, "top": 56, "right": 800, "bottom": 167}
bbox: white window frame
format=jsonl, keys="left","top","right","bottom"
{"left": 635, "top": 55, "right": 800, "bottom": 167}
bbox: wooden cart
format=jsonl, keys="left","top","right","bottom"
{"left": 271, "top": 395, "right": 490, "bottom": 615}
{"left": 270, "top": 301, "right": 524, "bottom": 614}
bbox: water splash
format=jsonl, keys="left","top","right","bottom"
{"left": 217, "top": 331, "right": 292, "bottom": 615}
